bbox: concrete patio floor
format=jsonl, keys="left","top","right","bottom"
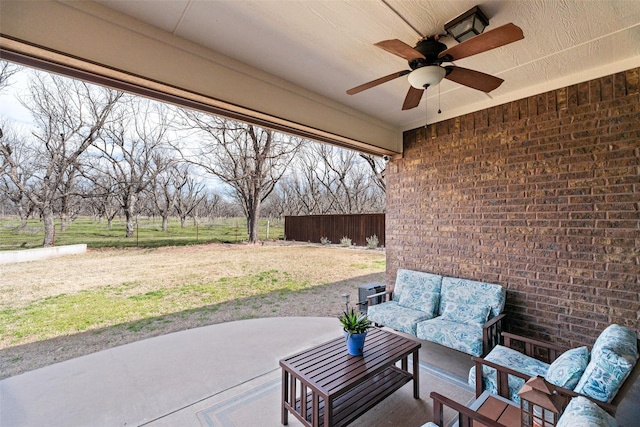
{"left": 1, "top": 317, "right": 638, "bottom": 427}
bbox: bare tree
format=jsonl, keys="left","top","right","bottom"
{"left": 177, "top": 113, "right": 304, "bottom": 243}
{"left": 359, "top": 153, "right": 386, "bottom": 193}
{"left": 0, "top": 73, "right": 122, "bottom": 246}
{"left": 0, "top": 121, "right": 36, "bottom": 226}
{"left": 0, "top": 61, "right": 22, "bottom": 175}
{"left": 194, "top": 190, "right": 222, "bottom": 220}
{"left": 151, "top": 162, "right": 186, "bottom": 232}
{"left": 83, "top": 172, "right": 122, "bottom": 228}
{"left": 174, "top": 174, "right": 205, "bottom": 228}
{"left": 0, "top": 61, "right": 21, "bottom": 94}
{"left": 91, "top": 97, "right": 173, "bottom": 237}
{"left": 271, "top": 143, "right": 385, "bottom": 216}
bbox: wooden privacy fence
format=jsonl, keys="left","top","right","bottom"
{"left": 284, "top": 214, "right": 385, "bottom": 247}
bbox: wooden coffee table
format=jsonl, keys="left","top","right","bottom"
{"left": 280, "top": 328, "right": 421, "bottom": 427}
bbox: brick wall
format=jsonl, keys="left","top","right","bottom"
{"left": 386, "top": 68, "right": 639, "bottom": 347}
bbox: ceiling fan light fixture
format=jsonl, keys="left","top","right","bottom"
{"left": 444, "top": 5, "right": 489, "bottom": 43}
{"left": 408, "top": 66, "right": 446, "bottom": 89}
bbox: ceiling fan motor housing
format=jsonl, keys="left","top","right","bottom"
{"left": 407, "top": 38, "right": 448, "bottom": 89}
{"left": 409, "top": 37, "right": 448, "bottom": 69}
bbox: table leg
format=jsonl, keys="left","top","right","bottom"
{"left": 281, "top": 369, "right": 289, "bottom": 425}
{"left": 312, "top": 391, "right": 319, "bottom": 427}
{"left": 412, "top": 349, "right": 420, "bottom": 398}
{"left": 325, "top": 396, "right": 332, "bottom": 427}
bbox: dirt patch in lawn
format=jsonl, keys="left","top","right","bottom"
{"left": 0, "top": 241, "right": 386, "bottom": 378}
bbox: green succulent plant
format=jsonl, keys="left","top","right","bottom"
{"left": 339, "top": 307, "right": 372, "bottom": 336}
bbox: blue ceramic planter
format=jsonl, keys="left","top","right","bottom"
{"left": 344, "top": 331, "right": 367, "bottom": 356}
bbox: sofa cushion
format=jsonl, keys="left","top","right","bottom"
{"left": 392, "top": 269, "right": 442, "bottom": 303}
{"left": 467, "top": 345, "right": 550, "bottom": 403}
{"left": 417, "top": 318, "right": 485, "bottom": 356}
{"left": 367, "top": 301, "right": 433, "bottom": 336}
{"left": 545, "top": 346, "right": 589, "bottom": 389}
{"left": 439, "top": 304, "right": 490, "bottom": 326}
{"left": 574, "top": 324, "right": 638, "bottom": 403}
{"left": 398, "top": 290, "right": 439, "bottom": 316}
{"left": 438, "top": 277, "right": 505, "bottom": 319}
{"left": 556, "top": 396, "right": 617, "bottom": 427}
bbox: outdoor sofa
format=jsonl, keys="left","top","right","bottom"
{"left": 468, "top": 324, "right": 640, "bottom": 415}
{"left": 366, "top": 269, "right": 506, "bottom": 357}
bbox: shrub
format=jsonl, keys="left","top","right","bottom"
{"left": 320, "top": 236, "right": 331, "bottom": 245}
{"left": 340, "top": 236, "right": 352, "bottom": 247}
{"left": 366, "top": 234, "right": 379, "bottom": 249}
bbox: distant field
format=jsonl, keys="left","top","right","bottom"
{"left": 0, "top": 216, "right": 284, "bottom": 250}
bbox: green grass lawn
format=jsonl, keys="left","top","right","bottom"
{"left": 0, "top": 242, "right": 386, "bottom": 375}
{"left": 0, "top": 269, "right": 308, "bottom": 343}
{"left": 0, "top": 216, "right": 284, "bottom": 250}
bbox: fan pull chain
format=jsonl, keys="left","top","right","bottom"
{"left": 438, "top": 84, "right": 442, "bottom": 114}
{"left": 424, "top": 86, "right": 428, "bottom": 128}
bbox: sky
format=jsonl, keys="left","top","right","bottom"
{"left": 0, "top": 67, "right": 32, "bottom": 125}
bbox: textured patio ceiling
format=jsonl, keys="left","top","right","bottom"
{"left": 1, "top": 1, "right": 639, "bottom": 155}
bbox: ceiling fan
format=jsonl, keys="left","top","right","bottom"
{"left": 346, "top": 23, "right": 524, "bottom": 110}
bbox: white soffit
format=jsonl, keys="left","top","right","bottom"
{"left": 95, "top": 0, "right": 640, "bottom": 131}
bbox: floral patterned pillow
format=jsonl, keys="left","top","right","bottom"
{"left": 574, "top": 324, "right": 638, "bottom": 403}
{"left": 439, "top": 304, "right": 490, "bottom": 326}
{"left": 393, "top": 269, "right": 442, "bottom": 303}
{"left": 545, "top": 346, "right": 589, "bottom": 390}
{"left": 398, "top": 291, "right": 439, "bottom": 315}
{"left": 556, "top": 396, "right": 617, "bottom": 427}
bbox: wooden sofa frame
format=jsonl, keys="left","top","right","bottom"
{"left": 429, "top": 391, "right": 505, "bottom": 427}
{"left": 471, "top": 332, "right": 640, "bottom": 415}
{"left": 368, "top": 290, "right": 506, "bottom": 357}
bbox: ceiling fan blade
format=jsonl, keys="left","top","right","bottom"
{"left": 402, "top": 86, "right": 424, "bottom": 110}
{"left": 439, "top": 23, "right": 524, "bottom": 61}
{"left": 445, "top": 66, "right": 504, "bottom": 93}
{"left": 375, "top": 39, "right": 426, "bottom": 61}
{"left": 346, "top": 70, "right": 411, "bottom": 95}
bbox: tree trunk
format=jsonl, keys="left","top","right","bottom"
{"left": 125, "top": 211, "right": 135, "bottom": 238}
{"left": 180, "top": 216, "right": 186, "bottom": 228}
{"left": 60, "top": 212, "right": 68, "bottom": 232}
{"left": 161, "top": 215, "right": 169, "bottom": 232}
{"left": 18, "top": 205, "right": 27, "bottom": 228}
{"left": 124, "top": 193, "right": 137, "bottom": 238}
{"left": 42, "top": 206, "right": 55, "bottom": 247}
{"left": 247, "top": 200, "right": 260, "bottom": 244}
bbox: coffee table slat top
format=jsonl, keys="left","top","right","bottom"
{"left": 280, "top": 328, "right": 420, "bottom": 396}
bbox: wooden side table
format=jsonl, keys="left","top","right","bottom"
{"left": 465, "top": 390, "right": 520, "bottom": 427}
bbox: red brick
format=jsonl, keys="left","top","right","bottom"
{"left": 390, "top": 67, "right": 640, "bottom": 349}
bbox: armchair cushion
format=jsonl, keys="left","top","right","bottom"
{"left": 556, "top": 396, "right": 617, "bottom": 427}
{"left": 545, "top": 346, "right": 589, "bottom": 389}
{"left": 366, "top": 301, "right": 433, "bottom": 336}
{"left": 417, "top": 318, "right": 484, "bottom": 356}
{"left": 574, "top": 324, "right": 638, "bottom": 403}
{"left": 468, "top": 345, "right": 549, "bottom": 402}
{"left": 439, "top": 304, "right": 490, "bottom": 326}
